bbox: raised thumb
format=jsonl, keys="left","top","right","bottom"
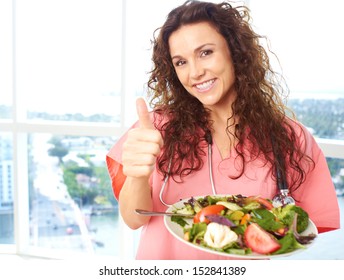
{"left": 136, "top": 98, "right": 154, "bottom": 129}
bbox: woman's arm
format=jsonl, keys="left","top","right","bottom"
{"left": 119, "top": 176, "right": 153, "bottom": 229}
{"left": 119, "top": 98, "right": 163, "bottom": 229}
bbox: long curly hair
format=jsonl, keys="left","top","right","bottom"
{"left": 147, "top": 0, "right": 314, "bottom": 194}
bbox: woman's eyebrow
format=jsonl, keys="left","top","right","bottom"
{"left": 193, "top": 43, "right": 216, "bottom": 53}
{"left": 171, "top": 43, "right": 216, "bottom": 60}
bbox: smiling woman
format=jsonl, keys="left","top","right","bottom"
{"left": 106, "top": 0, "right": 340, "bottom": 260}
{"left": 1, "top": 0, "right": 343, "bottom": 262}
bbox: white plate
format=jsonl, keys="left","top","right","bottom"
{"left": 164, "top": 195, "right": 318, "bottom": 259}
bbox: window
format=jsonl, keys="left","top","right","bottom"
{"left": 250, "top": 0, "right": 344, "bottom": 111}
{"left": 15, "top": 0, "right": 122, "bottom": 124}
{"left": 28, "top": 133, "right": 118, "bottom": 255}
{"left": 0, "top": 0, "right": 127, "bottom": 258}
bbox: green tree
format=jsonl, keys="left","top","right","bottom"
{"left": 63, "top": 169, "right": 83, "bottom": 199}
{"left": 48, "top": 146, "right": 69, "bottom": 164}
{"left": 47, "top": 136, "right": 69, "bottom": 164}
{"left": 94, "top": 165, "right": 117, "bottom": 206}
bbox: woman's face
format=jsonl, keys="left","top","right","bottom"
{"left": 168, "top": 21, "right": 236, "bottom": 110}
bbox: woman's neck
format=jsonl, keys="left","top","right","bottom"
{"left": 209, "top": 109, "right": 238, "bottom": 160}
{"left": 205, "top": 92, "right": 238, "bottom": 159}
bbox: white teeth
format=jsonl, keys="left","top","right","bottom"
{"left": 195, "top": 79, "right": 214, "bottom": 90}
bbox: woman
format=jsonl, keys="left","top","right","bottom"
{"left": 106, "top": 0, "right": 340, "bottom": 259}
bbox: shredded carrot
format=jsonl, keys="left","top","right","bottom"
{"left": 240, "top": 213, "right": 251, "bottom": 225}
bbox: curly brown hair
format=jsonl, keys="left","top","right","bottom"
{"left": 147, "top": 0, "right": 314, "bottom": 194}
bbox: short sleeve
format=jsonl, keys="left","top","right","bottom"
{"left": 106, "top": 121, "right": 139, "bottom": 201}
{"left": 106, "top": 155, "right": 126, "bottom": 201}
{"left": 292, "top": 123, "right": 340, "bottom": 233}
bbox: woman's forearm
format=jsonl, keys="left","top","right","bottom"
{"left": 119, "top": 176, "right": 153, "bottom": 229}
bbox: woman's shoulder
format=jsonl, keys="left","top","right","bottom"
{"left": 285, "top": 116, "right": 322, "bottom": 158}
{"left": 285, "top": 116, "right": 316, "bottom": 142}
{"left": 285, "top": 116, "right": 311, "bottom": 135}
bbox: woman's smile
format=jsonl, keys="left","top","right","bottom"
{"left": 194, "top": 78, "right": 216, "bottom": 92}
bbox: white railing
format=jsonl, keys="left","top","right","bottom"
{"left": 317, "top": 138, "right": 344, "bottom": 159}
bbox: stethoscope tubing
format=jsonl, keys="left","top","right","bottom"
{"left": 159, "top": 143, "right": 216, "bottom": 207}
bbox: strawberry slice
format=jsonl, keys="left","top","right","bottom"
{"left": 244, "top": 223, "right": 281, "bottom": 254}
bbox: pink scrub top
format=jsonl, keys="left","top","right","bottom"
{"left": 106, "top": 117, "right": 340, "bottom": 260}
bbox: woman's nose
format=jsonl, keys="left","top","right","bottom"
{"left": 189, "top": 60, "right": 205, "bottom": 79}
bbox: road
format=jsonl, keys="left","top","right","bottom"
{"left": 30, "top": 134, "right": 94, "bottom": 252}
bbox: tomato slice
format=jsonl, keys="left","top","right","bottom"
{"left": 244, "top": 223, "right": 281, "bottom": 254}
{"left": 193, "top": 205, "right": 225, "bottom": 224}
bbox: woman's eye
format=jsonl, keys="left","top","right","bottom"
{"left": 201, "top": 50, "right": 213, "bottom": 57}
{"left": 175, "top": 60, "right": 186, "bottom": 67}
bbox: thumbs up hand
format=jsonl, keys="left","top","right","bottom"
{"left": 136, "top": 97, "right": 155, "bottom": 129}
{"left": 122, "top": 98, "right": 164, "bottom": 179}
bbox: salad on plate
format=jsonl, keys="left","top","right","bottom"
{"left": 168, "top": 194, "right": 317, "bottom": 257}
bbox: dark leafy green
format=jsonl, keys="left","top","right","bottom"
{"left": 251, "top": 209, "right": 284, "bottom": 231}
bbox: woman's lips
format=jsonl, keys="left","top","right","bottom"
{"left": 194, "top": 79, "right": 216, "bottom": 92}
